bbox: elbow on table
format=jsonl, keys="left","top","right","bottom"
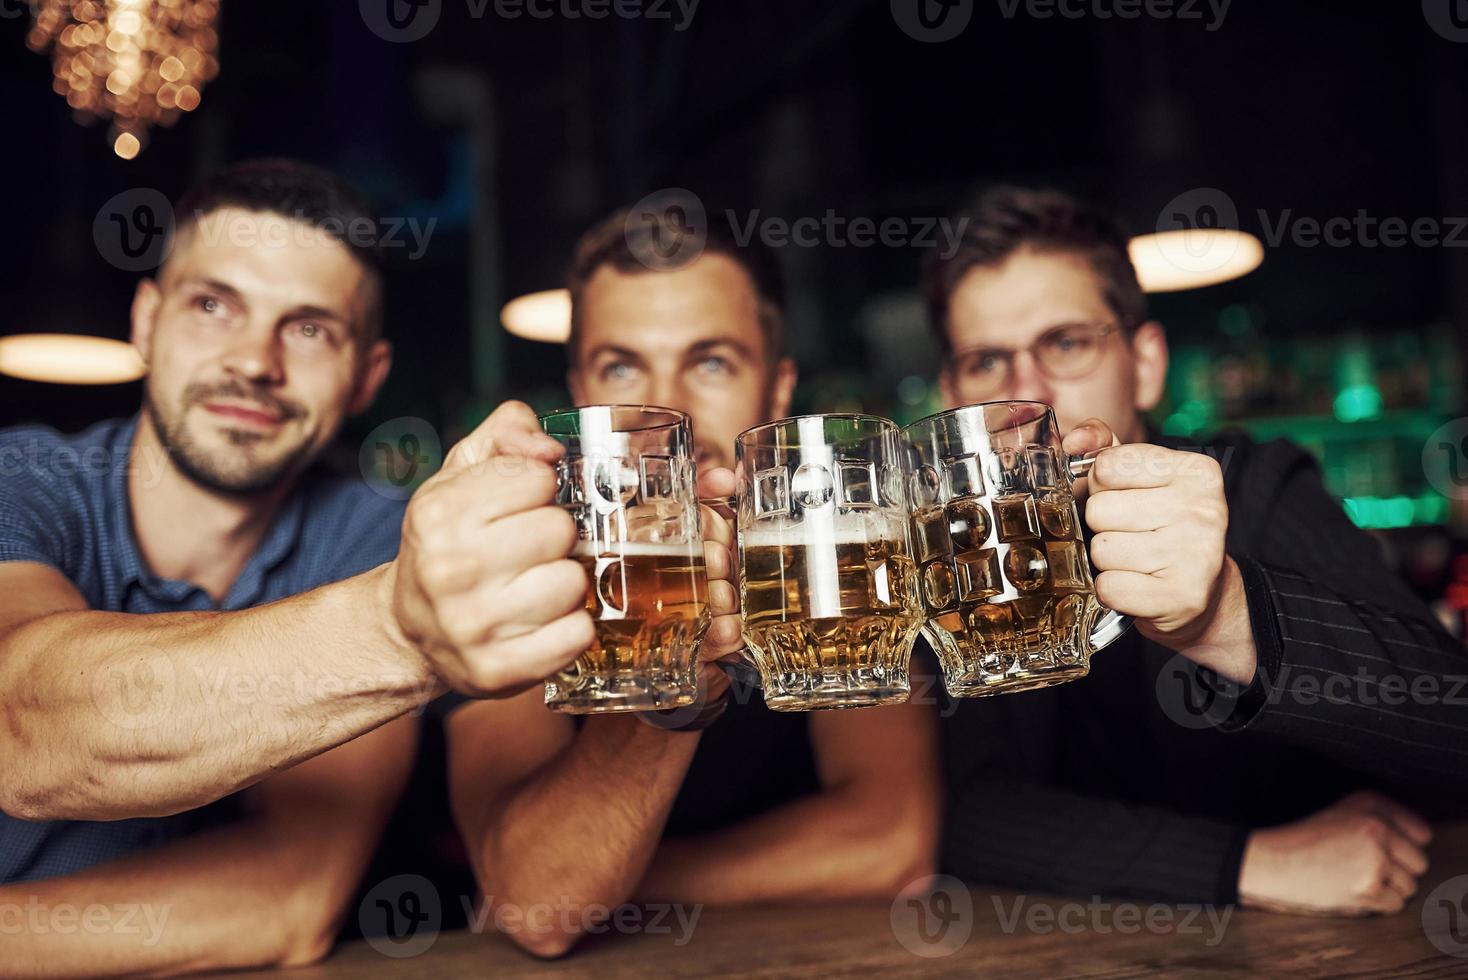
{"left": 487, "top": 889, "right": 595, "bottom": 960}
{"left": 0, "top": 759, "right": 63, "bottom": 822}
{"left": 474, "top": 858, "right": 608, "bottom": 959}
{"left": 866, "top": 811, "right": 939, "bottom": 900}
{"left": 276, "top": 927, "right": 337, "bottom": 969}
{"left": 511, "top": 924, "right": 582, "bottom": 960}
{"left": 875, "top": 839, "right": 937, "bottom": 899}
{"left": 494, "top": 897, "right": 587, "bottom": 960}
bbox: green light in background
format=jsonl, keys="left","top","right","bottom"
{"left": 1342, "top": 493, "right": 1446, "bottom": 529}
{"left": 1333, "top": 383, "right": 1383, "bottom": 423}
{"left": 1162, "top": 398, "right": 1213, "bottom": 437}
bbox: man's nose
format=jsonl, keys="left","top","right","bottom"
{"left": 646, "top": 374, "right": 693, "bottom": 415}
{"left": 1007, "top": 350, "right": 1055, "bottom": 404}
{"left": 219, "top": 326, "right": 285, "bottom": 385}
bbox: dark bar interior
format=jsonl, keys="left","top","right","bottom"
{"left": 1, "top": 2, "right": 1466, "bottom": 976}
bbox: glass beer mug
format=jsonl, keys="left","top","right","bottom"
{"left": 903, "top": 401, "right": 1130, "bottom": 696}
{"left": 541, "top": 405, "right": 711, "bottom": 714}
{"left": 736, "top": 414, "right": 924, "bottom": 711}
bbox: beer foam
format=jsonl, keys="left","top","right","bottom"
{"left": 740, "top": 516, "right": 905, "bottom": 549}
{"left": 573, "top": 540, "right": 702, "bottom": 558}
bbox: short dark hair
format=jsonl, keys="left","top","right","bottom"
{"left": 171, "top": 159, "right": 386, "bottom": 344}
{"left": 564, "top": 202, "right": 787, "bottom": 364}
{"left": 923, "top": 186, "right": 1147, "bottom": 354}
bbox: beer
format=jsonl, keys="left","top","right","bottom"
{"left": 904, "top": 401, "right": 1131, "bottom": 698}
{"left": 546, "top": 540, "right": 711, "bottom": 713}
{"left": 917, "top": 488, "right": 1101, "bottom": 695}
{"left": 741, "top": 520, "right": 922, "bottom": 711}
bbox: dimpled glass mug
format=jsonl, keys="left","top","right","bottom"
{"left": 735, "top": 414, "right": 924, "bottom": 711}
{"left": 541, "top": 405, "right": 711, "bottom": 714}
{"left": 903, "top": 401, "right": 1131, "bottom": 696}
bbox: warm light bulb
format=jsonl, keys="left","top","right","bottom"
{"left": 0, "top": 334, "right": 146, "bottom": 384}
{"left": 501, "top": 289, "right": 572, "bottom": 343}
{"left": 1129, "top": 229, "right": 1264, "bottom": 293}
{"left": 113, "top": 130, "right": 140, "bottom": 159}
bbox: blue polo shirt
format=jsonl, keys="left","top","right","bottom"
{"left": 0, "top": 417, "right": 407, "bottom": 883}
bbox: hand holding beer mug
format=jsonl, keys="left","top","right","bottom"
{"left": 736, "top": 414, "right": 924, "bottom": 711}
{"left": 904, "top": 401, "right": 1130, "bottom": 696}
{"left": 541, "top": 406, "right": 711, "bottom": 713}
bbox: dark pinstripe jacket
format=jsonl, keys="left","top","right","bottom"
{"left": 940, "top": 431, "right": 1468, "bottom": 905}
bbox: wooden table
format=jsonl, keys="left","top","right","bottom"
{"left": 221, "top": 823, "right": 1468, "bottom": 979}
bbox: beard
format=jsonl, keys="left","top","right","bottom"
{"left": 145, "top": 378, "right": 315, "bottom": 497}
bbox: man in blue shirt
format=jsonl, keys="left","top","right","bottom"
{"left": 0, "top": 160, "right": 620, "bottom": 973}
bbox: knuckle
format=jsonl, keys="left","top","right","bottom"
{"left": 1356, "top": 815, "right": 1388, "bottom": 842}
{"left": 407, "top": 492, "right": 448, "bottom": 536}
{"left": 464, "top": 660, "right": 506, "bottom": 696}
{"left": 420, "top": 555, "right": 468, "bottom": 595}
{"left": 444, "top": 617, "right": 484, "bottom": 652}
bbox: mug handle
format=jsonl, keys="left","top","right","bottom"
{"left": 1066, "top": 453, "right": 1134, "bottom": 653}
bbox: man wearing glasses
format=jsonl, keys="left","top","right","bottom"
{"left": 927, "top": 187, "right": 1467, "bottom": 917}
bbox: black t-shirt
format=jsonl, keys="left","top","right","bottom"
{"left": 662, "top": 676, "right": 820, "bottom": 837}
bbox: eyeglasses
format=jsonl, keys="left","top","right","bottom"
{"left": 942, "top": 321, "right": 1124, "bottom": 401}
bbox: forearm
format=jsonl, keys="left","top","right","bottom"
{"left": 635, "top": 781, "right": 935, "bottom": 906}
{"left": 942, "top": 780, "right": 1249, "bottom": 906}
{"left": 0, "top": 563, "right": 434, "bottom": 821}
{"left": 465, "top": 716, "right": 699, "bottom": 954}
{"left": 0, "top": 815, "right": 358, "bottom": 977}
{"left": 1216, "top": 558, "right": 1468, "bottom": 785}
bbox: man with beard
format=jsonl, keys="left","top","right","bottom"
{"left": 0, "top": 160, "right": 630, "bottom": 972}
{"left": 432, "top": 204, "right": 941, "bottom": 958}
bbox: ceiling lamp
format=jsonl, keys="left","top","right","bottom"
{"left": 26, "top": 0, "right": 221, "bottom": 159}
{"left": 1129, "top": 229, "right": 1265, "bottom": 293}
{"left": 0, "top": 335, "right": 146, "bottom": 384}
{"left": 502, "top": 289, "right": 572, "bottom": 343}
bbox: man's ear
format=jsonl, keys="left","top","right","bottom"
{"left": 130, "top": 279, "right": 161, "bottom": 364}
{"left": 1130, "top": 321, "right": 1169, "bottom": 413}
{"left": 349, "top": 339, "right": 394, "bottom": 415}
{"left": 769, "top": 358, "right": 798, "bottom": 420}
